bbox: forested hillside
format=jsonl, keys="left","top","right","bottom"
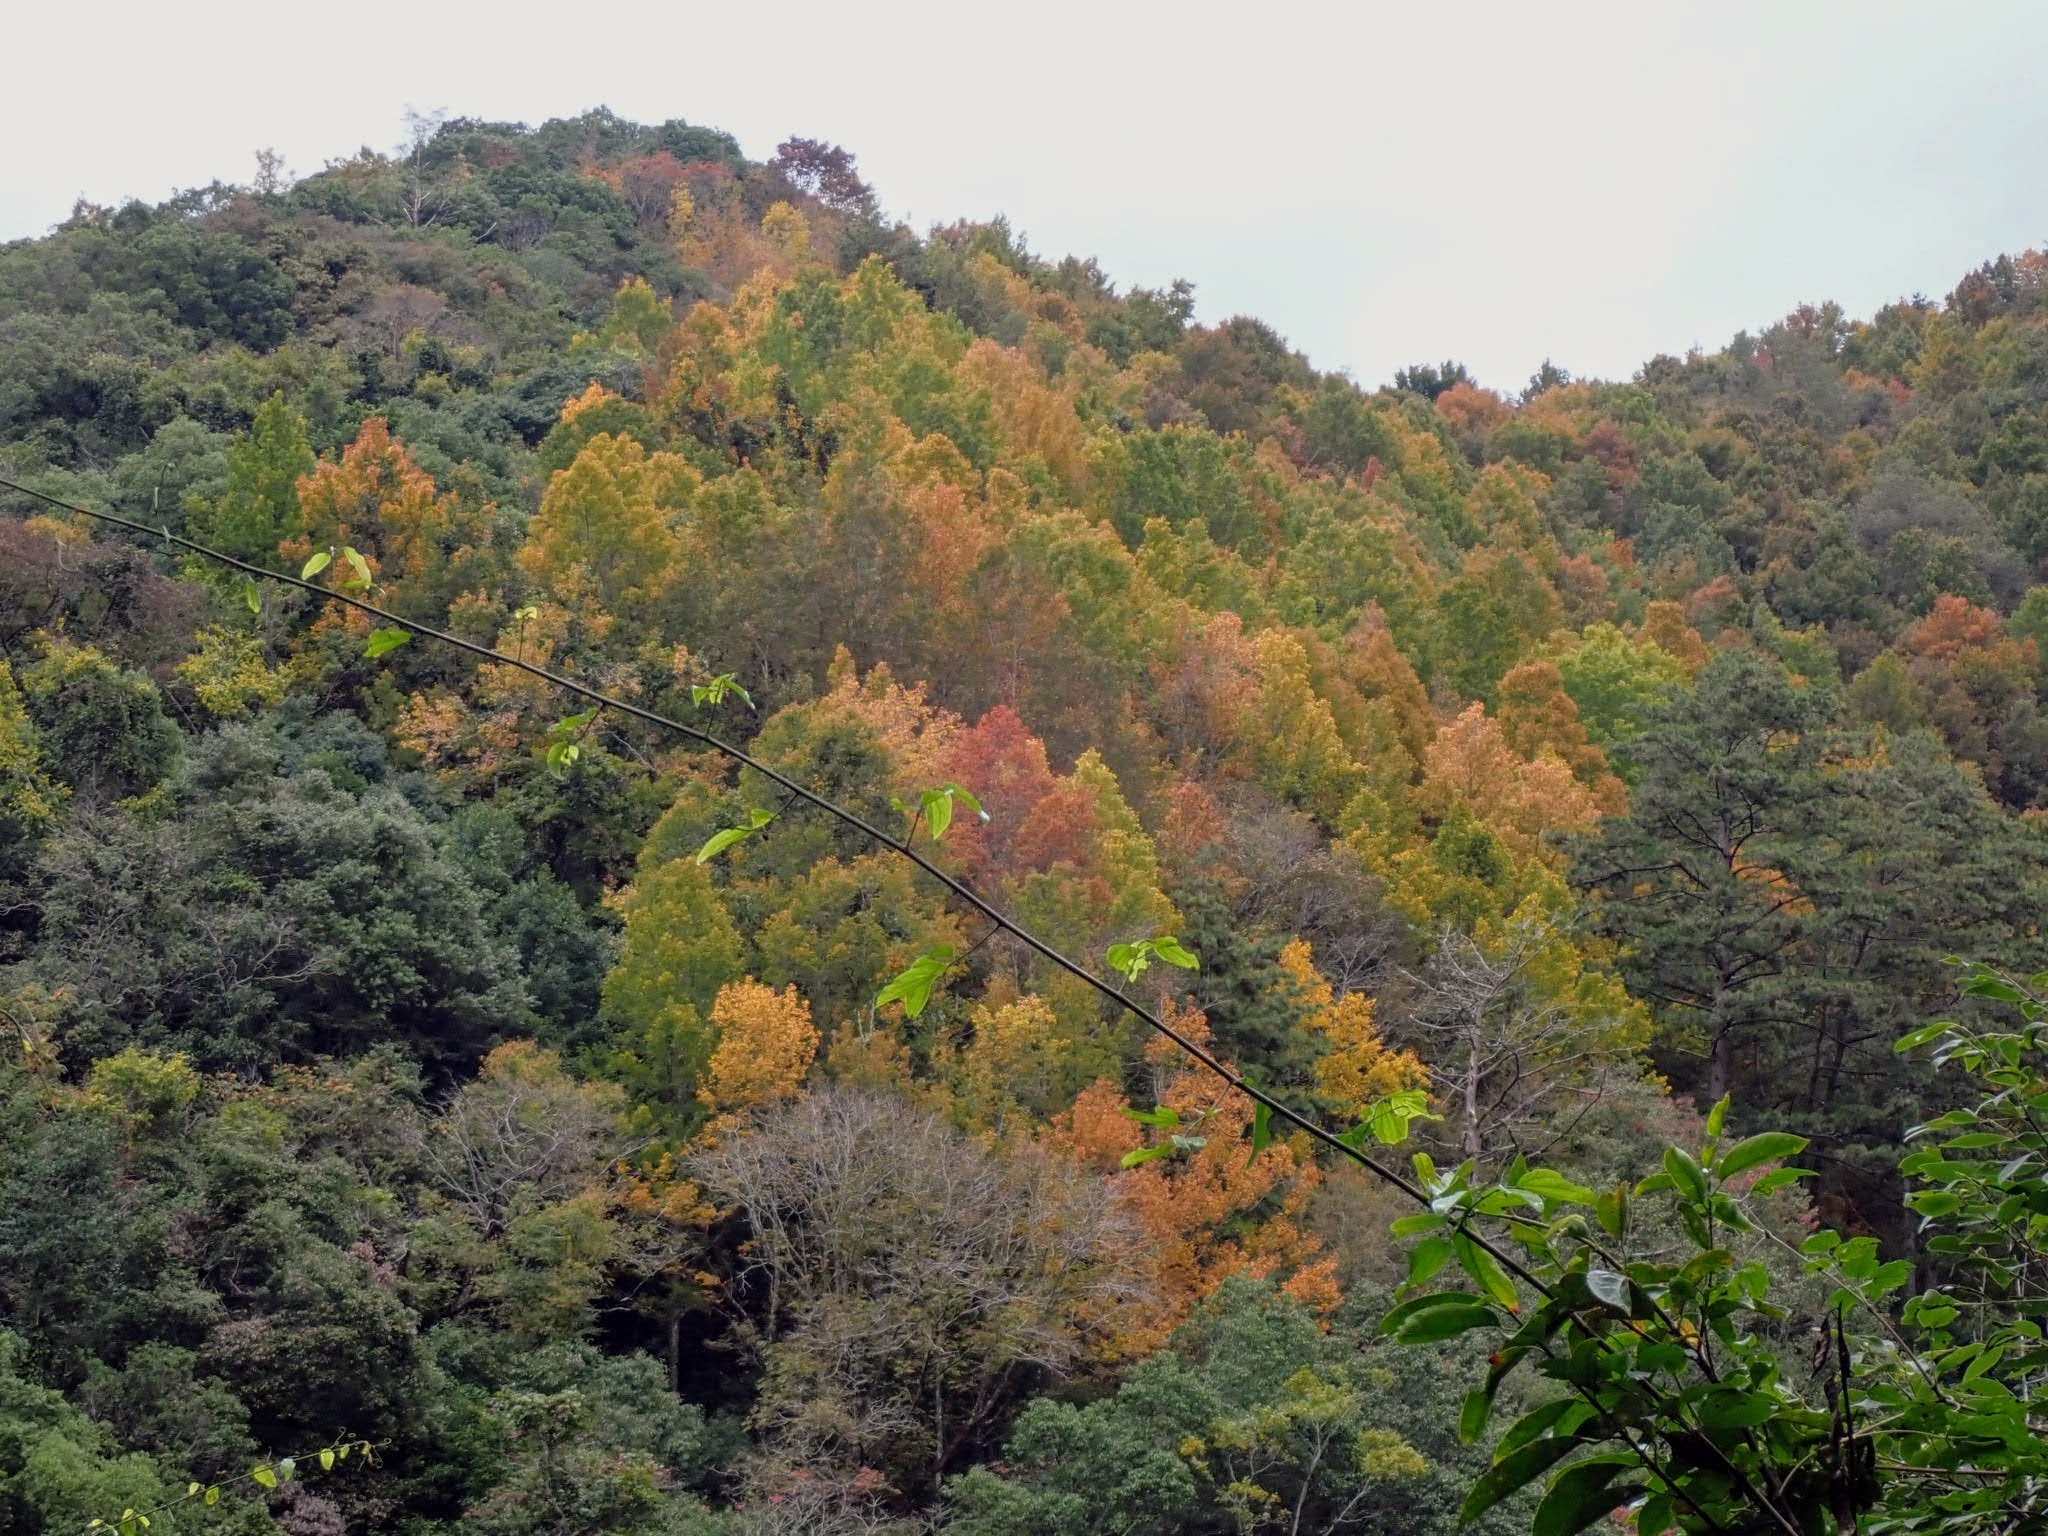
{"left": 5, "top": 110, "right": 2048, "bottom": 1535}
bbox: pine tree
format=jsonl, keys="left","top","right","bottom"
{"left": 1569, "top": 649, "right": 1832, "bottom": 1104}
{"left": 1172, "top": 878, "right": 1319, "bottom": 1095}
{"left": 187, "top": 391, "right": 313, "bottom": 563}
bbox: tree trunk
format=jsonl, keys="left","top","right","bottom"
{"left": 667, "top": 1310, "right": 681, "bottom": 1395}
{"left": 1463, "top": 1015, "right": 1485, "bottom": 1162}
{"left": 1708, "top": 1012, "right": 1732, "bottom": 1106}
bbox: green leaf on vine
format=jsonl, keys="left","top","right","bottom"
{"left": 1715, "top": 1132, "right": 1808, "bottom": 1181}
{"left": 875, "top": 946, "right": 958, "bottom": 1019}
{"left": 691, "top": 673, "right": 755, "bottom": 709}
{"left": 696, "top": 807, "right": 776, "bottom": 864}
{"left": 1106, "top": 936, "right": 1201, "bottom": 983}
{"left": 340, "top": 546, "right": 372, "bottom": 590}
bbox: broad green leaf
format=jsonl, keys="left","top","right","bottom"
{"left": 1458, "top": 1388, "right": 1492, "bottom": 1443}
{"left": 1596, "top": 1186, "right": 1628, "bottom": 1236}
{"left": 1495, "top": 1399, "right": 1578, "bottom": 1459}
{"left": 204, "top": 1487, "right": 221, "bottom": 1506}
{"left": 1368, "top": 1098, "right": 1413, "bottom": 1144}
{"left": 1391, "top": 1212, "right": 1446, "bottom": 1238}
{"left": 1751, "top": 1166, "right": 1815, "bottom": 1195}
{"left": 1941, "top": 1132, "right": 2006, "bottom": 1149}
{"left": 1380, "top": 1289, "right": 1484, "bottom": 1334}
{"left": 1962, "top": 1342, "right": 2006, "bottom": 1382}
{"left": 1645, "top": 1338, "right": 1716, "bottom": 1382}
{"left": 1695, "top": 1388, "right": 1778, "bottom": 1429}
{"left": 1635, "top": 1491, "right": 1673, "bottom": 1536}
{"left": 1530, "top": 1456, "right": 1639, "bottom": 1536}
{"left": 276, "top": 1458, "right": 295, "bottom": 1483}
{"left": 1122, "top": 1105, "right": 1182, "bottom": 1128}
{"left": 1390, "top": 1087, "right": 1435, "bottom": 1118}
{"left": 320, "top": 1449, "right": 335, "bottom": 1472}
{"left": 1106, "top": 942, "right": 1143, "bottom": 981}
{"left": 241, "top": 576, "right": 261, "bottom": 614}
{"left": 950, "top": 784, "right": 988, "bottom": 822}
{"left": 696, "top": 825, "right": 756, "bottom": 864}
{"left": 1250, "top": 1099, "right": 1273, "bottom": 1157}
{"left": 1705, "top": 1094, "right": 1730, "bottom": 1139}
{"left": 921, "top": 787, "right": 954, "bottom": 841}
{"left": 1453, "top": 1230, "right": 1520, "bottom": 1312}
{"left": 253, "top": 1466, "right": 278, "bottom": 1489}
{"left": 364, "top": 626, "right": 410, "bottom": 658}
{"left": 1150, "top": 935, "right": 1199, "bottom": 969}
{"left": 1395, "top": 1300, "right": 1498, "bottom": 1343}
{"left": 1895, "top": 1022, "right": 1951, "bottom": 1052}
{"left": 1585, "top": 1267, "right": 1630, "bottom": 1312}
{"left": 1518, "top": 1168, "right": 1597, "bottom": 1207}
{"left": 1661, "top": 1146, "right": 1707, "bottom": 1203}
{"left": 691, "top": 673, "right": 755, "bottom": 710}
{"left": 301, "top": 550, "right": 332, "bottom": 579}
{"left": 1365, "top": 1087, "right": 1435, "bottom": 1145}
{"left": 1407, "top": 1234, "right": 1454, "bottom": 1287}
{"left": 1459, "top": 1436, "right": 1585, "bottom": 1525}
{"left": 875, "top": 946, "right": 958, "bottom": 1019}
{"left": 340, "top": 546, "right": 371, "bottom": 589}
{"left": 1120, "top": 1144, "right": 1175, "bottom": 1168}
{"left": 1962, "top": 973, "right": 2027, "bottom": 1002}
{"left": 187, "top": 1484, "right": 202, "bottom": 1497}
{"left": 1715, "top": 1132, "right": 1808, "bottom": 1180}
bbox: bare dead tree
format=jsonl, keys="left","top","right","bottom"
{"left": 414, "top": 1050, "right": 632, "bottom": 1236}
{"left": 695, "top": 1086, "right": 1146, "bottom": 1496}
{"left": 1401, "top": 916, "right": 1625, "bottom": 1166}
{"left": 1216, "top": 793, "right": 1404, "bottom": 994}
{"left": 399, "top": 107, "right": 448, "bottom": 230}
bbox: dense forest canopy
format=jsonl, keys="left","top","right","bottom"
{"left": 5, "top": 108, "right": 2048, "bottom": 1534}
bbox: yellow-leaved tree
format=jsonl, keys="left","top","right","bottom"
{"left": 698, "top": 980, "right": 819, "bottom": 1130}
{"left": 521, "top": 432, "right": 698, "bottom": 615}
{"left": 1276, "top": 940, "right": 1427, "bottom": 1119}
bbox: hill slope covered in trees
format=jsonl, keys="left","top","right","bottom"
{"left": 5, "top": 109, "right": 2048, "bottom": 1535}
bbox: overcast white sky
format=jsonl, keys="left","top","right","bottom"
{"left": 6, "top": 0, "right": 2045, "bottom": 389}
